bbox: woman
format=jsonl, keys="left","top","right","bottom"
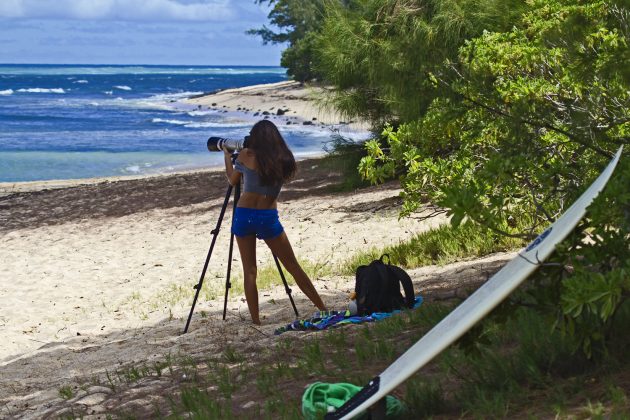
{"left": 223, "top": 120, "right": 327, "bottom": 324}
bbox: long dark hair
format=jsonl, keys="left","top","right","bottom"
{"left": 246, "top": 120, "right": 296, "bottom": 185}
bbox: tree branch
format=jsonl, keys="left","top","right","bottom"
{"left": 433, "top": 73, "right": 614, "bottom": 159}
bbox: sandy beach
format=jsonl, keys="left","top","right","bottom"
{"left": 0, "top": 82, "right": 511, "bottom": 418}
{"left": 185, "top": 80, "right": 368, "bottom": 130}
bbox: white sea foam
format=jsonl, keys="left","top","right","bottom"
{"left": 186, "top": 110, "right": 220, "bottom": 116}
{"left": 115, "top": 91, "right": 203, "bottom": 111}
{"left": 125, "top": 165, "right": 141, "bottom": 173}
{"left": 17, "top": 88, "right": 65, "bottom": 94}
{"left": 74, "top": 80, "right": 89, "bottom": 84}
{"left": 114, "top": 85, "right": 132, "bottom": 91}
{"left": 184, "top": 121, "right": 248, "bottom": 129}
{"left": 147, "top": 91, "right": 203, "bottom": 102}
{"left": 152, "top": 118, "right": 190, "bottom": 125}
{"left": 103, "top": 91, "right": 113, "bottom": 95}
{"left": 0, "top": 89, "right": 13, "bottom": 95}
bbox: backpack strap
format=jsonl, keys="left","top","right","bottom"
{"left": 374, "top": 260, "right": 391, "bottom": 289}
{"left": 380, "top": 254, "right": 415, "bottom": 309}
{"left": 388, "top": 265, "right": 416, "bottom": 308}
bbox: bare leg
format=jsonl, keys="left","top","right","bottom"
{"left": 265, "top": 232, "right": 327, "bottom": 311}
{"left": 235, "top": 235, "right": 260, "bottom": 324}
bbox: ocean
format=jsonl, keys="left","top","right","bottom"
{"left": 0, "top": 64, "right": 367, "bottom": 183}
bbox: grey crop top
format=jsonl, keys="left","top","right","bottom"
{"left": 234, "top": 160, "right": 283, "bottom": 198}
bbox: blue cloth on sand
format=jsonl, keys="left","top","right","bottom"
{"left": 274, "top": 296, "right": 423, "bottom": 335}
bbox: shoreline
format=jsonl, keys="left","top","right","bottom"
{"left": 0, "top": 151, "right": 329, "bottom": 197}
{"left": 185, "top": 80, "right": 369, "bottom": 130}
{"left": 0, "top": 80, "right": 369, "bottom": 192}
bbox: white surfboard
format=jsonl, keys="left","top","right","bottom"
{"left": 327, "top": 146, "right": 623, "bottom": 420}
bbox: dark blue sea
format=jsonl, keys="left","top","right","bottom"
{"left": 0, "top": 64, "right": 367, "bottom": 182}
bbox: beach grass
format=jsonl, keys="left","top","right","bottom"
{"left": 137, "top": 256, "right": 333, "bottom": 320}
{"left": 57, "top": 385, "right": 74, "bottom": 400}
{"left": 78, "top": 298, "right": 630, "bottom": 418}
{"left": 338, "top": 221, "right": 525, "bottom": 275}
{"left": 137, "top": 220, "right": 522, "bottom": 320}
{"left": 73, "top": 217, "right": 630, "bottom": 418}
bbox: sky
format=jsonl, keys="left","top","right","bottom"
{"left": 0, "top": 0, "right": 285, "bottom": 66}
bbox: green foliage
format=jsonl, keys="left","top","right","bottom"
{"left": 352, "top": 0, "right": 630, "bottom": 357}
{"left": 248, "top": 0, "right": 333, "bottom": 81}
{"left": 320, "top": 133, "right": 371, "bottom": 191}
{"left": 445, "top": 307, "right": 589, "bottom": 417}
{"left": 560, "top": 159, "right": 630, "bottom": 357}
{"left": 315, "top": 0, "right": 528, "bottom": 122}
{"left": 279, "top": 31, "right": 321, "bottom": 82}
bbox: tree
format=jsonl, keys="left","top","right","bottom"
{"left": 314, "top": 0, "right": 528, "bottom": 123}
{"left": 358, "top": 0, "right": 630, "bottom": 356}
{"left": 248, "top": 0, "right": 332, "bottom": 82}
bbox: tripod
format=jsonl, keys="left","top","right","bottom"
{"left": 183, "top": 154, "right": 299, "bottom": 334}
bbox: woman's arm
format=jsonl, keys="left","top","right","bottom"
{"left": 223, "top": 148, "right": 242, "bottom": 186}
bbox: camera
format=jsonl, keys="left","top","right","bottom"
{"left": 207, "top": 136, "right": 250, "bottom": 153}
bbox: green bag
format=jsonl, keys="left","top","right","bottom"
{"left": 302, "top": 382, "right": 405, "bottom": 419}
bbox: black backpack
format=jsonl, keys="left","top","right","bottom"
{"left": 354, "top": 254, "right": 415, "bottom": 315}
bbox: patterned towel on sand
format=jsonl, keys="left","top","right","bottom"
{"left": 274, "top": 296, "right": 423, "bottom": 335}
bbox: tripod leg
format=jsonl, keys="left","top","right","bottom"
{"left": 183, "top": 185, "right": 233, "bottom": 334}
{"left": 223, "top": 183, "right": 241, "bottom": 320}
{"left": 222, "top": 233, "right": 235, "bottom": 320}
{"left": 273, "top": 254, "right": 300, "bottom": 318}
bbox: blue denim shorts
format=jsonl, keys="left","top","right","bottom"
{"left": 231, "top": 207, "right": 284, "bottom": 240}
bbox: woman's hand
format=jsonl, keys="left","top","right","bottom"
{"left": 223, "top": 146, "right": 242, "bottom": 186}
{"left": 223, "top": 146, "right": 234, "bottom": 178}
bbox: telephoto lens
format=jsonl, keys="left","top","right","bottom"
{"left": 207, "top": 136, "right": 245, "bottom": 153}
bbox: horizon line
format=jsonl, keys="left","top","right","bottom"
{"left": 0, "top": 63, "right": 285, "bottom": 68}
